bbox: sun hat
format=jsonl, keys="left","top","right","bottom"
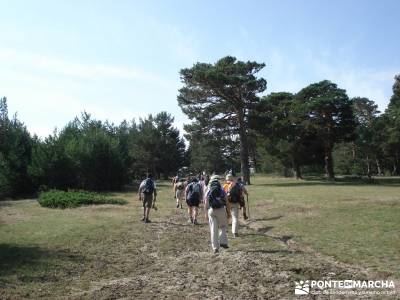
{"left": 226, "top": 174, "right": 234, "bottom": 181}
{"left": 210, "top": 175, "right": 220, "bottom": 182}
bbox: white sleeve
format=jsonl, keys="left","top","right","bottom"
{"left": 139, "top": 180, "right": 145, "bottom": 192}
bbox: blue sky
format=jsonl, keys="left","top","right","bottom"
{"left": 1, "top": 0, "right": 399, "bottom": 137}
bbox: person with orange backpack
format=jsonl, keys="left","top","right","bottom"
{"left": 223, "top": 174, "right": 247, "bottom": 238}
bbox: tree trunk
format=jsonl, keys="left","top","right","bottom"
{"left": 376, "top": 158, "right": 382, "bottom": 176}
{"left": 237, "top": 109, "right": 251, "bottom": 185}
{"left": 366, "top": 155, "right": 371, "bottom": 178}
{"left": 283, "top": 167, "right": 291, "bottom": 177}
{"left": 324, "top": 144, "right": 335, "bottom": 180}
{"left": 293, "top": 160, "right": 302, "bottom": 179}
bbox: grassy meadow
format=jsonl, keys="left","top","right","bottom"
{"left": 247, "top": 176, "right": 400, "bottom": 277}
{"left": 0, "top": 175, "right": 399, "bottom": 299}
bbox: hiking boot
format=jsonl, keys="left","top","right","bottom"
{"left": 144, "top": 219, "right": 151, "bottom": 223}
{"left": 213, "top": 248, "right": 219, "bottom": 254}
{"left": 193, "top": 219, "right": 198, "bottom": 225}
{"left": 232, "top": 233, "right": 236, "bottom": 238}
{"left": 176, "top": 203, "right": 179, "bottom": 208}
{"left": 180, "top": 204, "right": 183, "bottom": 209}
{"left": 188, "top": 218, "right": 193, "bottom": 224}
{"left": 141, "top": 217, "right": 145, "bottom": 221}
{"left": 220, "top": 244, "right": 229, "bottom": 249}
{"left": 243, "top": 214, "right": 248, "bottom": 220}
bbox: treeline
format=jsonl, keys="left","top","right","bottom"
{"left": 1, "top": 56, "right": 399, "bottom": 197}
{"left": 251, "top": 76, "right": 400, "bottom": 178}
{"left": 0, "top": 99, "right": 186, "bottom": 199}
{"left": 177, "top": 57, "right": 400, "bottom": 181}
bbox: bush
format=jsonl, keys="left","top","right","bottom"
{"left": 38, "top": 190, "right": 127, "bottom": 208}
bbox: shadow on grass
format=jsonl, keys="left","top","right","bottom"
{"left": 155, "top": 221, "right": 208, "bottom": 228}
{"left": 257, "top": 177, "right": 400, "bottom": 187}
{"left": 246, "top": 215, "right": 283, "bottom": 224}
{"left": 0, "top": 244, "right": 85, "bottom": 282}
{"left": 245, "top": 249, "right": 301, "bottom": 254}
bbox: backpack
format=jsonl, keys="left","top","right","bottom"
{"left": 187, "top": 182, "right": 201, "bottom": 201}
{"left": 143, "top": 178, "right": 155, "bottom": 194}
{"left": 228, "top": 183, "right": 241, "bottom": 203}
{"left": 176, "top": 182, "right": 184, "bottom": 190}
{"left": 207, "top": 181, "right": 225, "bottom": 209}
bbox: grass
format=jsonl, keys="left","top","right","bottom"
{"left": 0, "top": 175, "right": 399, "bottom": 298}
{"left": 38, "top": 189, "right": 127, "bottom": 208}
{"left": 248, "top": 175, "right": 400, "bottom": 278}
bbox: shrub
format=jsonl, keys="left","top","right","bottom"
{"left": 38, "top": 190, "right": 127, "bottom": 208}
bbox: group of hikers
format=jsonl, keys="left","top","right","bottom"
{"left": 138, "top": 171, "right": 250, "bottom": 253}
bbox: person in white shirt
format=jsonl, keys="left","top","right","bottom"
{"left": 205, "top": 175, "right": 229, "bottom": 253}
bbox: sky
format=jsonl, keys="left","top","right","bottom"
{"left": 0, "top": 0, "right": 399, "bottom": 138}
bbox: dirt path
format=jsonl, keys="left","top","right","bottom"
{"left": 66, "top": 204, "right": 387, "bottom": 300}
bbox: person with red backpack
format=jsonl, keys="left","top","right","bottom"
{"left": 223, "top": 174, "right": 246, "bottom": 238}
{"left": 205, "top": 175, "right": 229, "bottom": 253}
{"left": 185, "top": 177, "right": 203, "bottom": 224}
{"left": 138, "top": 174, "right": 157, "bottom": 223}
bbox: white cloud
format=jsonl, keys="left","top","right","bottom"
{"left": 263, "top": 48, "right": 396, "bottom": 111}
{"left": 0, "top": 47, "right": 185, "bottom": 138}
{"left": 0, "top": 48, "right": 173, "bottom": 88}
{"left": 307, "top": 56, "right": 396, "bottom": 110}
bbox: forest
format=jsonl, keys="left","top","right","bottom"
{"left": 1, "top": 56, "right": 399, "bottom": 199}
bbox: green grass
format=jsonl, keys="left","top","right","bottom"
{"left": 247, "top": 175, "right": 400, "bottom": 278}
{"left": 0, "top": 175, "right": 399, "bottom": 298}
{"left": 38, "top": 189, "right": 127, "bottom": 208}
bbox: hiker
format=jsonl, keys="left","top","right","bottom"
{"left": 223, "top": 174, "right": 247, "bottom": 238}
{"left": 174, "top": 178, "right": 185, "bottom": 209}
{"left": 138, "top": 174, "right": 157, "bottom": 223}
{"left": 172, "top": 174, "right": 179, "bottom": 187}
{"left": 204, "top": 174, "right": 210, "bottom": 186}
{"left": 199, "top": 175, "right": 205, "bottom": 187}
{"left": 205, "top": 175, "right": 229, "bottom": 253}
{"left": 185, "top": 177, "right": 203, "bottom": 224}
{"left": 236, "top": 177, "right": 249, "bottom": 220}
{"left": 199, "top": 175, "right": 206, "bottom": 199}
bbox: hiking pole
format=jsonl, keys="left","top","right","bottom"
{"left": 246, "top": 194, "right": 250, "bottom": 219}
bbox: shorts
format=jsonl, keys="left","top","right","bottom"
{"left": 142, "top": 193, "right": 153, "bottom": 208}
{"left": 186, "top": 197, "right": 200, "bottom": 207}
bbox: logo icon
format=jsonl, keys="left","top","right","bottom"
{"left": 295, "top": 280, "right": 310, "bottom": 295}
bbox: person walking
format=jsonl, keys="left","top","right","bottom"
{"left": 204, "top": 174, "right": 210, "bottom": 186}
{"left": 236, "top": 177, "right": 249, "bottom": 221}
{"left": 223, "top": 174, "right": 244, "bottom": 238}
{"left": 205, "top": 175, "right": 229, "bottom": 253}
{"left": 138, "top": 174, "right": 157, "bottom": 223}
{"left": 172, "top": 174, "right": 179, "bottom": 187}
{"left": 174, "top": 178, "right": 185, "bottom": 209}
{"left": 185, "top": 177, "right": 203, "bottom": 224}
